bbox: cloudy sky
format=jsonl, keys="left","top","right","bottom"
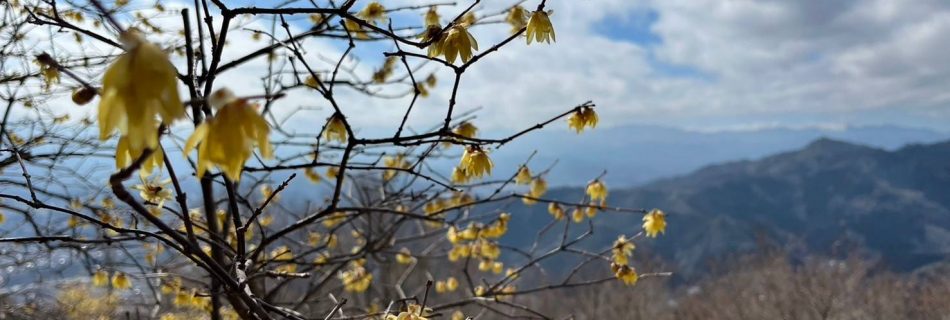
{"left": 220, "top": 0, "right": 950, "bottom": 134}
{"left": 22, "top": 0, "right": 950, "bottom": 135}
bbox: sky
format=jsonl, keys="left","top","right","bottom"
{"left": 210, "top": 0, "right": 950, "bottom": 134}
{"left": 17, "top": 0, "right": 950, "bottom": 133}
{"left": 7, "top": 0, "right": 950, "bottom": 187}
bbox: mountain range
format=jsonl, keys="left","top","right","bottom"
{"left": 503, "top": 138, "right": 950, "bottom": 277}
{"left": 490, "top": 123, "right": 950, "bottom": 187}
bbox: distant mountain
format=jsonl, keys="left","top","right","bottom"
{"left": 490, "top": 124, "right": 950, "bottom": 187}
{"left": 503, "top": 138, "right": 950, "bottom": 277}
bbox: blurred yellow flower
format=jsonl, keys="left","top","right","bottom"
{"left": 424, "top": 6, "right": 440, "bottom": 26}
{"left": 612, "top": 235, "right": 635, "bottom": 265}
{"left": 587, "top": 179, "right": 608, "bottom": 204}
{"left": 526, "top": 10, "right": 555, "bottom": 44}
{"left": 396, "top": 247, "right": 414, "bottom": 264}
{"left": 344, "top": 19, "right": 369, "bottom": 39}
{"left": 99, "top": 29, "right": 183, "bottom": 171}
{"left": 323, "top": 113, "right": 348, "bottom": 143}
{"left": 515, "top": 165, "right": 532, "bottom": 184}
{"left": 440, "top": 25, "right": 478, "bottom": 64}
{"left": 547, "top": 202, "right": 565, "bottom": 220}
{"left": 92, "top": 270, "right": 109, "bottom": 287}
{"left": 184, "top": 89, "right": 272, "bottom": 181}
{"left": 358, "top": 2, "right": 387, "bottom": 24}
{"left": 643, "top": 209, "right": 667, "bottom": 238}
{"left": 567, "top": 106, "right": 598, "bottom": 133}
{"left": 305, "top": 168, "right": 322, "bottom": 183}
{"left": 459, "top": 146, "right": 492, "bottom": 179}
{"left": 111, "top": 272, "right": 131, "bottom": 289}
{"left": 506, "top": 6, "right": 528, "bottom": 34}
{"left": 612, "top": 263, "right": 638, "bottom": 286}
{"left": 132, "top": 174, "right": 172, "bottom": 207}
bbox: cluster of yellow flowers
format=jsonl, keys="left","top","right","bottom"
{"left": 612, "top": 235, "right": 635, "bottom": 266}
{"left": 339, "top": 259, "right": 373, "bottom": 292}
{"left": 92, "top": 269, "right": 132, "bottom": 290}
{"left": 446, "top": 213, "right": 508, "bottom": 273}
{"left": 269, "top": 245, "right": 299, "bottom": 273}
{"left": 341, "top": 1, "right": 387, "bottom": 40}
{"left": 99, "top": 29, "right": 184, "bottom": 174}
{"left": 34, "top": 58, "right": 60, "bottom": 90}
{"left": 568, "top": 105, "right": 599, "bottom": 133}
{"left": 612, "top": 262, "right": 639, "bottom": 286}
{"left": 420, "top": 8, "right": 482, "bottom": 64}
{"left": 184, "top": 88, "right": 273, "bottom": 181}
{"left": 385, "top": 304, "right": 431, "bottom": 320}
{"left": 434, "top": 276, "right": 459, "bottom": 293}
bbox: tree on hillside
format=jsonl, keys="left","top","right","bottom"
{"left": 0, "top": 0, "right": 668, "bottom": 319}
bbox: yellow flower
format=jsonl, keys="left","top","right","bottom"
{"left": 612, "top": 263, "right": 638, "bottom": 286}
{"left": 304, "top": 168, "right": 322, "bottom": 183}
{"left": 506, "top": 6, "right": 528, "bottom": 34}
{"left": 358, "top": 2, "right": 387, "bottom": 24}
{"left": 526, "top": 10, "right": 555, "bottom": 44}
{"left": 523, "top": 177, "right": 547, "bottom": 205}
{"left": 421, "top": 25, "right": 444, "bottom": 58}
{"left": 99, "top": 29, "right": 184, "bottom": 170}
{"left": 92, "top": 270, "right": 109, "bottom": 287}
{"left": 373, "top": 56, "right": 398, "bottom": 83}
{"left": 323, "top": 113, "right": 348, "bottom": 143}
{"left": 515, "top": 166, "right": 532, "bottom": 184}
{"left": 35, "top": 58, "right": 60, "bottom": 90}
{"left": 339, "top": 261, "right": 373, "bottom": 292}
{"left": 424, "top": 6, "right": 440, "bottom": 26}
{"left": 451, "top": 167, "right": 470, "bottom": 184}
{"left": 460, "top": 12, "right": 477, "bottom": 26}
{"left": 425, "top": 73, "right": 437, "bottom": 87}
{"left": 440, "top": 25, "right": 478, "bottom": 64}
{"left": 585, "top": 205, "right": 598, "bottom": 218}
{"left": 445, "top": 276, "right": 458, "bottom": 292}
{"left": 309, "top": 13, "right": 325, "bottom": 25}
{"left": 395, "top": 247, "right": 414, "bottom": 264}
{"left": 586, "top": 180, "right": 608, "bottom": 204}
{"left": 384, "top": 154, "right": 410, "bottom": 181}
{"left": 572, "top": 208, "right": 584, "bottom": 223}
{"left": 327, "top": 167, "right": 340, "bottom": 180}
{"left": 547, "top": 203, "right": 564, "bottom": 220}
{"left": 115, "top": 135, "right": 165, "bottom": 174}
{"left": 132, "top": 174, "right": 172, "bottom": 207}
{"left": 184, "top": 88, "right": 273, "bottom": 181}
{"left": 612, "top": 235, "right": 635, "bottom": 265}
{"left": 344, "top": 19, "right": 369, "bottom": 39}
{"left": 111, "top": 272, "right": 132, "bottom": 289}
{"left": 643, "top": 209, "right": 667, "bottom": 238}
{"left": 568, "top": 106, "right": 599, "bottom": 133}
{"left": 0, "top": 211, "right": 4, "bottom": 225}
{"left": 459, "top": 146, "right": 492, "bottom": 179}
{"left": 385, "top": 304, "right": 430, "bottom": 320}
{"left": 451, "top": 311, "right": 465, "bottom": 320}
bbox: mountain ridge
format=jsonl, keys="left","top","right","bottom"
{"left": 503, "top": 138, "right": 950, "bottom": 277}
